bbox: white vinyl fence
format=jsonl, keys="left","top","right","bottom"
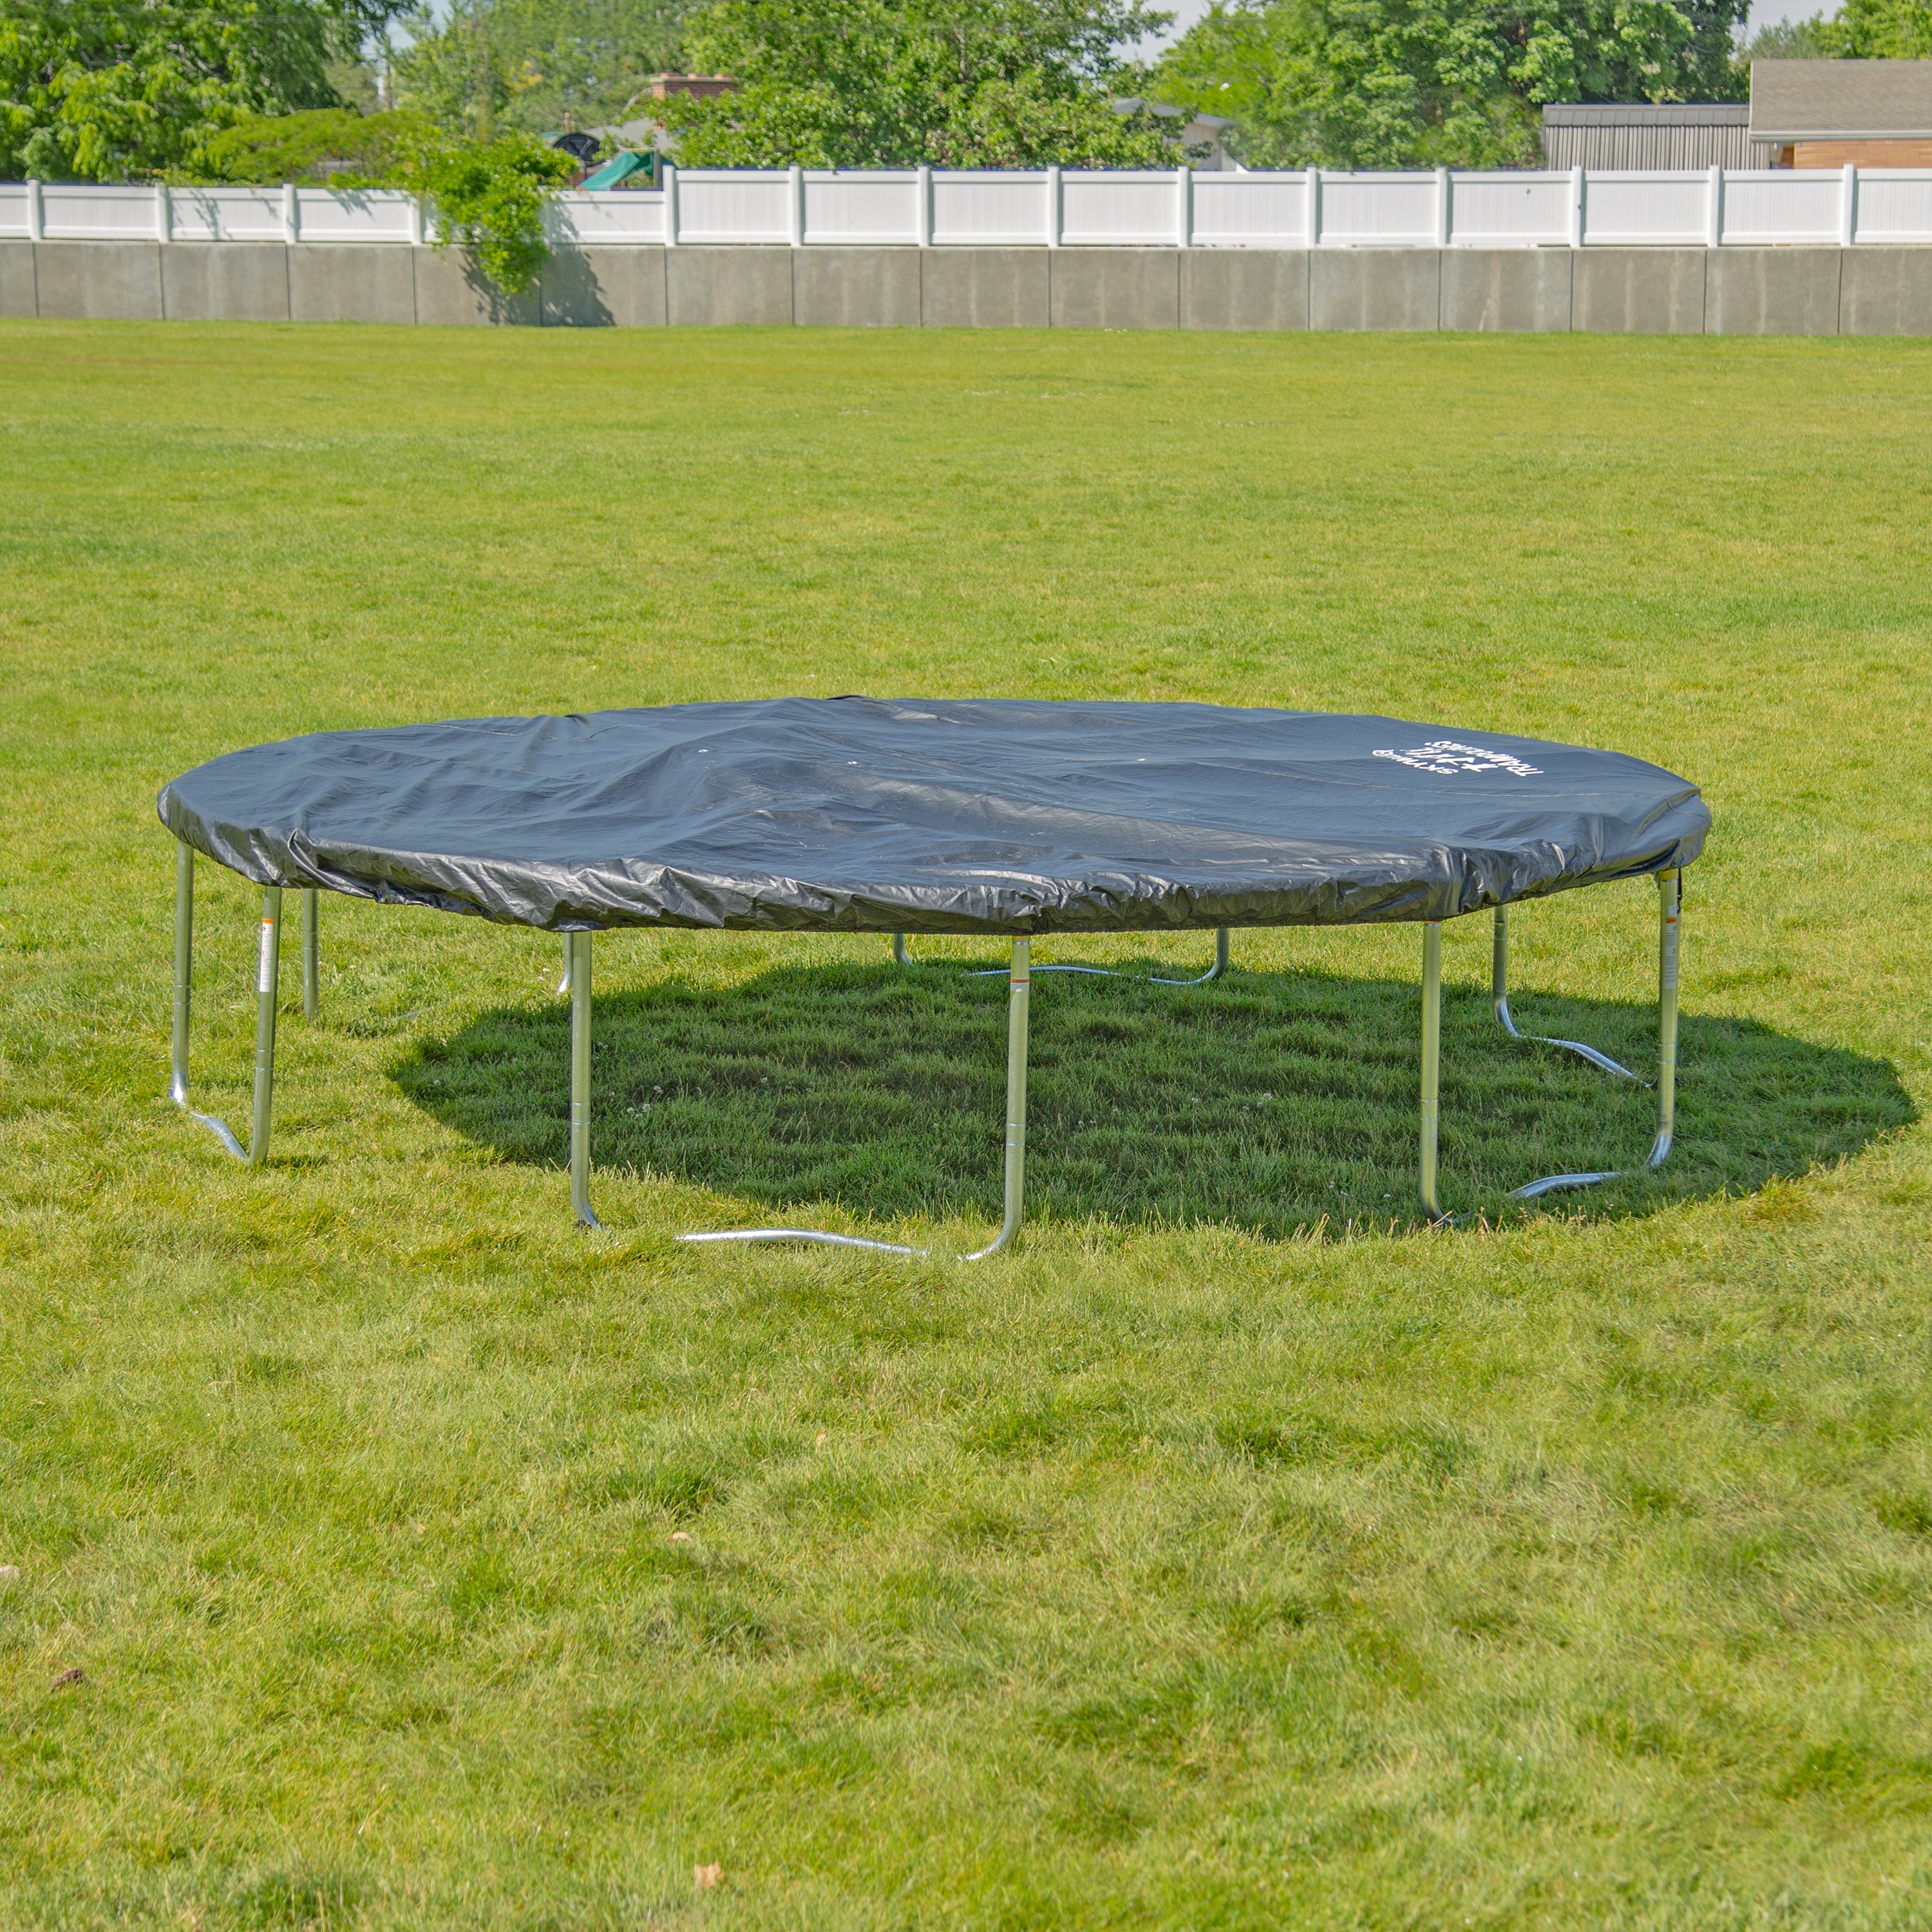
{"left": 5, "top": 166, "right": 1931, "bottom": 249}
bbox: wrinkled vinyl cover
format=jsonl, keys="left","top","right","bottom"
{"left": 157, "top": 699, "right": 1710, "bottom": 935}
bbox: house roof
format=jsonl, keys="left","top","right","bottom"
{"left": 1112, "top": 97, "right": 1236, "bottom": 131}
{"left": 1750, "top": 60, "right": 1932, "bottom": 141}
{"left": 1542, "top": 104, "right": 1750, "bottom": 128}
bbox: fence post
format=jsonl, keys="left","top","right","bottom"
{"left": 789, "top": 163, "right": 804, "bottom": 247}
{"left": 1840, "top": 161, "right": 1857, "bottom": 247}
{"left": 156, "top": 182, "right": 171, "bottom": 243}
{"left": 1176, "top": 165, "right": 1192, "bottom": 247}
{"left": 282, "top": 182, "right": 299, "bottom": 245}
{"left": 1569, "top": 165, "right": 1584, "bottom": 248}
{"left": 1046, "top": 165, "right": 1061, "bottom": 247}
{"left": 662, "top": 162, "right": 678, "bottom": 245}
{"left": 1705, "top": 165, "right": 1723, "bottom": 248}
{"left": 916, "top": 164, "right": 931, "bottom": 247}
{"left": 407, "top": 193, "right": 424, "bottom": 246}
{"left": 25, "top": 178, "right": 42, "bottom": 243}
{"left": 1435, "top": 166, "right": 1450, "bottom": 247}
{"left": 1305, "top": 165, "right": 1321, "bottom": 247}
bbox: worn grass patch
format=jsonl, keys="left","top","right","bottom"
{"left": 0, "top": 320, "right": 1929, "bottom": 1928}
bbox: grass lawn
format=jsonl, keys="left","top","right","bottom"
{"left": 1, "top": 316, "right": 1930, "bottom": 1929}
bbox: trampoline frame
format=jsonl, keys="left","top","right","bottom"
{"left": 164, "top": 838, "right": 1685, "bottom": 1250}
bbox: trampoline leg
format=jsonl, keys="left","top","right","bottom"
{"left": 301, "top": 887, "right": 319, "bottom": 1022}
{"left": 1490, "top": 905, "right": 1508, "bottom": 1032}
{"left": 1647, "top": 868, "right": 1681, "bottom": 1170}
{"left": 965, "top": 938, "right": 1032, "bottom": 1262}
{"left": 557, "top": 933, "right": 571, "bottom": 998}
{"left": 169, "top": 840, "right": 194, "bottom": 1108}
{"left": 1419, "top": 922, "right": 1444, "bottom": 1222}
{"left": 164, "top": 842, "right": 247, "bottom": 1160}
{"left": 569, "top": 931, "right": 601, "bottom": 1229}
{"left": 248, "top": 887, "right": 282, "bottom": 1169}
{"left": 1492, "top": 904, "right": 1644, "bottom": 1083}
{"left": 892, "top": 933, "right": 913, "bottom": 967}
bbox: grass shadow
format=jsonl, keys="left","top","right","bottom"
{"left": 393, "top": 959, "right": 1915, "bottom": 1237}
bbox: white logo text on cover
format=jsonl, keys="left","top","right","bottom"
{"left": 1372, "top": 740, "right": 1543, "bottom": 779}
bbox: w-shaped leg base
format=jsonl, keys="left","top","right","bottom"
{"left": 1492, "top": 904, "right": 1645, "bottom": 1083}
{"left": 1420, "top": 872, "right": 1684, "bottom": 1218}
{"left": 1506, "top": 870, "right": 1680, "bottom": 1199}
{"left": 676, "top": 939, "right": 1034, "bottom": 1260}
{"left": 166, "top": 841, "right": 279, "bottom": 1164}
{"left": 893, "top": 928, "right": 1227, "bottom": 987}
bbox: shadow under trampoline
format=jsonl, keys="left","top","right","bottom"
{"left": 390, "top": 953, "right": 1913, "bottom": 1242}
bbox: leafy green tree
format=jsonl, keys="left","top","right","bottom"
{"left": 195, "top": 102, "right": 426, "bottom": 178}
{"left": 652, "top": 0, "right": 1185, "bottom": 167}
{"left": 1147, "top": 0, "right": 1748, "bottom": 171}
{"left": 0, "top": 0, "right": 346, "bottom": 180}
{"left": 392, "top": 0, "right": 684, "bottom": 140}
{"left": 1743, "top": 15, "right": 1830, "bottom": 57}
{"left": 1817, "top": 0, "right": 1932, "bottom": 55}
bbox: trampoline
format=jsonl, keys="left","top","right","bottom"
{"left": 156, "top": 698, "right": 1709, "bottom": 1254}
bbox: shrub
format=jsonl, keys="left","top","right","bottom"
{"left": 394, "top": 130, "right": 576, "bottom": 296}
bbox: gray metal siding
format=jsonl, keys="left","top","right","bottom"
{"left": 1541, "top": 123, "right": 1776, "bottom": 169}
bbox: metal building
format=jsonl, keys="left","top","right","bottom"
{"left": 1540, "top": 104, "right": 1775, "bottom": 170}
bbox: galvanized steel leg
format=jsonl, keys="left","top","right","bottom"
{"left": 170, "top": 840, "right": 194, "bottom": 1107}
{"left": 1490, "top": 904, "right": 1507, "bottom": 1036}
{"left": 1648, "top": 867, "right": 1681, "bottom": 1169}
{"left": 1419, "top": 921, "right": 1444, "bottom": 1222}
{"left": 301, "top": 887, "right": 319, "bottom": 1021}
{"left": 166, "top": 840, "right": 246, "bottom": 1159}
{"left": 249, "top": 886, "right": 282, "bottom": 1168}
{"left": 1492, "top": 903, "right": 1643, "bottom": 1082}
{"left": 965, "top": 938, "right": 1032, "bottom": 1261}
{"left": 569, "top": 930, "right": 600, "bottom": 1229}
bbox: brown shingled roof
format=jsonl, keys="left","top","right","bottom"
{"left": 1750, "top": 60, "right": 1932, "bottom": 142}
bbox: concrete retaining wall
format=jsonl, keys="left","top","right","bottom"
{"left": 1, "top": 240, "right": 1928, "bottom": 334}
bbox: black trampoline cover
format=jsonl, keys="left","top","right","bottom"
{"left": 157, "top": 699, "right": 1709, "bottom": 934}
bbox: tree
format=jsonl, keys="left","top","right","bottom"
{"left": 1817, "top": 0, "right": 1932, "bottom": 55}
{"left": 391, "top": 0, "right": 685, "bottom": 141}
{"left": 1146, "top": 0, "right": 1748, "bottom": 172}
{"left": 194, "top": 102, "right": 426, "bottom": 178}
{"left": 0, "top": 0, "right": 351, "bottom": 180}
{"left": 650, "top": 0, "right": 1186, "bottom": 168}
{"left": 1743, "top": 16, "right": 1830, "bottom": 57}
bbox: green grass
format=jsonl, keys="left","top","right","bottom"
{"left": 1, "top": 318, "right": 1930, "bottom": 1929}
